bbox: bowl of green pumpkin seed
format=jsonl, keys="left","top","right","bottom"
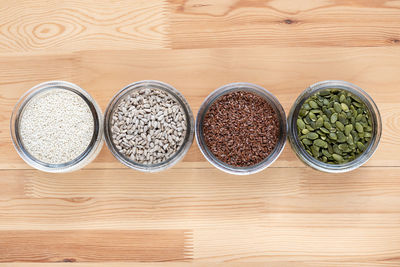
{"left": 288, "top": 80, "right": 382, "bottom": 173}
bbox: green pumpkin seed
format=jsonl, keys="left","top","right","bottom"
{"left": 316, "top": 117, "right": 324, "bottom": 128}
{"left": 333, "top": 145, "right": 342, "bottom": 155}
{"left": 314, "top": 139, "right": 328, "bottom": 148}
{"left": 319, "top": 90, "right": 330, "bottom": 96}
{"left": 324, "top": 121, "right": 332, "bottom": 130}
{"left": 320, "top": 127, "right": 330, "bottom": 134}
{"left": 309, "top": 100, "right": 318, "bottom": 109}
{"left": 355, "top": 122, "right": 364, "bottom": 133}
{"left": 302, "top": 139, "right": 312, "bottom": 145}
{"left": 297, "top": 119, "right": 306, "bottom": 130}
{"left": 302, "top": 129, "right": 310, "bottom": 134}
{"left": 351, "top": 95, "right": 362, "bottom": 103}
{"left": 309, "top": 112, "right": 317, "bottom": 121}
{"left": 360, "top": 115, "right": 367, "bottom": 123}
{"left": 311, "top": 146, "right": 320, "bottom": 157}
{"left": 335, "top": 121, "right": 345, "bottom": 131}
{"left": 299, "top": 109, "right": 308, "bottom": 117}
{"left": 332, "top": 154, "right": 343, "bottom": 163}
{"left": 327, "top": 144, "right": 334, "bottom": 154}
{"left": 322, "top": 149, "right": 331, "bottom": 158}
{"left": 337, "top": 132, "right": 346, "bottom": 143}
{"left": 331, "top": 113, "right": 338, "bottom": 123}
{"left": 307, "top": 132, "right": 319, "bottom": 140}
{"left": 334, "top": 102, "right": 342, "bottom": 113}
{"left": 341, "top": 103, "right": 349, "bottom": 112}
{"left": 325, "top": 109, "right": 332, "bottom": 117}
{"left": 329, "top": 132, "right": 337, "bottom": 140}
{"left": 347, "top": 134, "right": 354, "bottom": 145}
{"left": 310, "top": 121, "right": 317, "bottom": 129}
{"left": 338, "top": 113, "right": 346, "bottom": 124}
{"left": 344, "top": 124, "right": 353, "bottom": 136}
{"left": 356, "top": 142, "right": 365, "bottom": 151}
{"left": 338, "top": 144, "right": 348, "bottom": 151}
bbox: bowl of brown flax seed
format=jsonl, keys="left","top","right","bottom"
{"left": 195, "top": 82, "right": 287, "bottom": 175}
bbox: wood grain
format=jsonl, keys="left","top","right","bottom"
{"left": 0, "top": 230, "right": 192, "bottom": 262}
{"left": 0, "top": 167, "right": 400, "bottom": 263}
{"left": 2, "top": 263, "right": 400, "bottom": 267}
{"left": 1, "top": 0, "right": 400, "bottom": 265}
{"left": 169, "top": 0, "right": 400, "bottom": 49}
{"left": 0, "top": 0, "right": 169, "bottom": 53}
{"left": 1, "top": 47, "right": 400, "bottom": 169}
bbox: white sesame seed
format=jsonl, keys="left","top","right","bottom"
{"left": 19, "top": 89, "right": 94, "bottom": 164}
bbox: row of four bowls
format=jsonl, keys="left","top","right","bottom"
{"left": 11, "top": 80, "right": 381, "bottom": 174}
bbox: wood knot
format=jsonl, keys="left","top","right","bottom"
{"left": 62, "top": 258, "right": 76, "bottom": 262}
{"left": 391, "top": 38, "right": 399, "bottom": 44}
{"left": 64, "top": 197, "right": 92, "bottom": 203}
{"left": 283, "top": 19, "right": 295, "bottom": 24}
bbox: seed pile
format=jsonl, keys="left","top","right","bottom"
{"left": 111, "top": 88, "right": 187, "bottom": 165}
{"left": 20, "top": 89, "right": 94, "bottom": 164}
{"left": 297, "top": 88, "right": 373, "bottom": 164}
{"left": 202, "top": 91, "right": 280, "bottom": 167}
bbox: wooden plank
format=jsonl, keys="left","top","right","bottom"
{"left": 0, "top": 203, "right": 399, "bottom": 262}
{"left": 0, "top": 230, "right": 193, "bottom": 262}
{"left": 1, "top": 196, "right": 400, "bottom": 230}
{"left": 191, "top": 228, "right": 400, "bottom": 262}
{"left": 0, "top": 0, "right": 169, "bottom": 53}
{"left": 1, "top": 167, "right": 400, "bottom": 200}
{"left": 1, "top": 47, "right": 399, "bottom": 169}
{"left": 2, "top": 262, "right": 400, "bottom": 267}
{"left": 1, "top": 167, "right": 400, "bottom": 230}
{"left": 169, "top": 0, "right": 400, "bottom": 49}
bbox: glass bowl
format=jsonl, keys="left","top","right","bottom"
{"left": 288, "top": 80, "right": 382, "bottom": 173}
{"left": 10, "top": 81, "right": 104, "bottom": 173}
{"left": 104, "top": 80, "right": 194, "bottom": 172}
{"left": 195, "top": 82, "right": 287, "bottom": 175}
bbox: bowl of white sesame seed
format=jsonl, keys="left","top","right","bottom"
{"left": 10, "top": 81, "right": 103, "bottom": 173}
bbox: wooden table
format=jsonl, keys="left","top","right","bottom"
{"left": 0, "top": 0, "right": 399, "bottom": 266}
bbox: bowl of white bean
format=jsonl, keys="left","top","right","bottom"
{"left": 104, "top": 80, "right": 194, "bottom": 172}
